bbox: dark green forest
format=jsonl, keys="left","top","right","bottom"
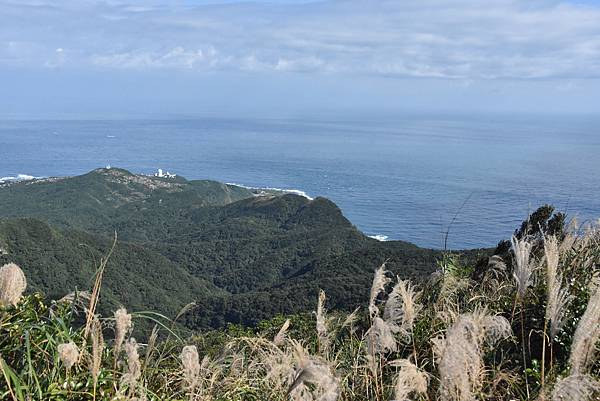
{"left": 0, "top": 168, "right": 486, "bottom": 328}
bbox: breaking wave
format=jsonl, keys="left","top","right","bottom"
{"left": 368, "top": 234, "right": 389, "bottom": 241}
{"left": 226, "top": 182, "right": 313, "bottom": 200}
{"left": 0, "top": 174, "right": 40, "bottom": 183}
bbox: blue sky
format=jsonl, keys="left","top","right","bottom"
{"left": 2, "top": 0, "right": 600, "bottom": 118}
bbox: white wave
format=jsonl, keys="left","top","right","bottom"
{"left": 368, "top": 234, "right": 389, "bottom": 241}
{"left": 0, "top": 174, "right": 39, "bottom": 182}
{"left": 226, "top": 182, "right": 313, "bottom": 200}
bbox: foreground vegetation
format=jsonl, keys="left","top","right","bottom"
{"left": 1, "top": 208, "right": 599, "bottom": 400}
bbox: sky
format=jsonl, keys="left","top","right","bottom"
{"left": 1, "top": 0, "right": 600, "bottom": 118}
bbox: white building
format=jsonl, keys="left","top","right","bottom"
{"left": 154, "top": 168, "right": 176, "bottom": 179}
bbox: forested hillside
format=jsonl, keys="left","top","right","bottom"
{"left": 0, "top": 168, "right": 484, "bottom": 328}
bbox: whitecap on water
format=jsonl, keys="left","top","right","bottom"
{"left": 368, "top": 234, "right": 389, "bottom": 241}
{"left": 226, "top": 183, "right": 313, "bottom": 200}
{"left": 0, "top": 174, "right": 40, "bottom": 183}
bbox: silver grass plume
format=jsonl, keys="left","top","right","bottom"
{"left": 181, "top": 345, "right": 201, "bottom": 395}
{"left": 121, "top": 338, "right": 142, "bottom": 396}
{"left": 316, "top": 289, "right": 330, "bottom": 354}
{"left": 544, "top": 236, "right": 572, "bottom": 338}
{"left": 143, "top": 325, "right": 159, "bottom": 372}
{"left": 384, "top": 277, "right": 422, "bottom": 341}
{"left": 487, "top": 255, "right": 508, "bottom": 278}
{"left": 90, "top": 317, "right": 104, "bottom": 386}
{"left": 551, "top": 374, "right": 600, "bottom": 401}
{"left": 58, "top": 342, "right": 80, "bottom": 371}
{"left": 288, "top": 341, "right": 340, "bottom": 401}
{"left": 431, "top": 310, "right": 512, "bottom": 401}
{"left": 114, "top": 307, "right": 133, "bottom": 356}
{"left": 274, "top": 319, "right": 291, "bottom": 347}
{"left": 511, "top": 235, "right": 534, "bottom": 301}
{"left": 367, "top": 316, "right": 398, "bottom": 355}
{"left": 369, "top": 263, "right": 390, "bottom": 319}
{"left": 0, "top": 263, "right": 27, "bottom": 307}
{"left": 341, "top": 307, "right": 360, "bottom": 333}
{"left": 558, "top": 219, "right": 579, "bottom": 254}
{"left": 365, "top": 316, "right": 398, "bottom": 376}
{"left": 390, "top": 359, "right": 428, "bottom": 401}
{"left": 264, "top": 344, "right": 296, "bottom": 393}
{"left": 568, "top": 283, "right": 600, "bottom": 374}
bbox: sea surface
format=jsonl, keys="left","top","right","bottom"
{"left": 1, "top": 114, "right": 599, "bottom": 249}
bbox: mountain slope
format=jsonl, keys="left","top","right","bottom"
{"left": 0, "top": 168, "right": 255, "bottom": 236}
{"left": 0, "top": 218, "right": 219, "bottom": 319}
{"left": 0, "top": 168, "right": 475, "bottom": 328}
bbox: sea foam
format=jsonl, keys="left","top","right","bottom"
{"left": 368, "top": 234, "right": 389, "bottom": 241}
{"left": 226, "top": 183, "right": 313, "bottom": 200}
{"left": 0, "top": 174, "right": 39, "bottom": 183}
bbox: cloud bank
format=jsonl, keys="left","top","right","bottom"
{"left": 2, "top": 0, "right": 600, "bottom": 80}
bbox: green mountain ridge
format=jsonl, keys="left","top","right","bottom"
{"left": 0, "top": 167, "right": 486, "bottom": 328}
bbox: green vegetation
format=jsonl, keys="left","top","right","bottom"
{"left": 0, "top": 168, "right": 476, "bottom": 328}
{"left": 1, "top": 209, "right": 599, "bottom": 400}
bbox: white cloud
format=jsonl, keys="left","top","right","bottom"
{"left": 275, "top": 56, "right": 326, "bottom": 72}
{"left": 91, "top": 46, "right": 215, "bottom": 69}
{"left": 1, "top": 0, "right": 600, "bottom": 79}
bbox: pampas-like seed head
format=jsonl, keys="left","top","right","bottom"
{"left": 341, "top": 307, "right": 360, "bottom": 333}
{"left": 288, "top": 341, "right": 340, "bottom": 401}
{"left": 121, "top": 337, "right": 141, "bottom": 394}
{"left": 316, "top": 289, "right": 330, "bottom": 354}
{"left": 369, "top": 263, "right": 390, "bottom": 319}
{"left": 384, "top": 277, "right": 422, "bottom": 341}
{"left": 544, "top": 236, "right": 572, "bottom": 338}
{"left": 90, "top": 317, "right": 104, "bottom": 385}
{"left": 181, "top": 345, "right": 201, "bottom": 393}
{"left": 432, "top": 310, "right": 512, "bottom": 401}
{"left": 58, "top": 342, "right": 79, "bottom": 371}
{"left": 391, "top": 359, "right": 428, "bottom": 401}
{"left": 0, "top": 263, "right": 27, "bottom": 307}
{"left": 568, "top": 284, "right": 600, "bottom": 374}
{"left": 366, "top": 316, "right": 398, "bottom": 376}
{"left": 551, "top": 374, "right": 600, "bottom": 401}
{"left": 114, "top": 307, "right": 132, "bottom": 356}
{"left": 511, "top": 236, "right": 534, "bottom": 301}
{"left": 274, "top": 319, "right": 291, "bottom": 347}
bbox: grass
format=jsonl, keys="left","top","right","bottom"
{"left": 0, "top": 218, "right": 599, "bottom": 400}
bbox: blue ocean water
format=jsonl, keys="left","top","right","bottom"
{"left": 1, "top": 114, "right": 599, "bottom": 249}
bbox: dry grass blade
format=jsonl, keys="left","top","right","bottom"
{"left": 83, "top": 233, "right": 117, "bottom": 341}
{"left": 341, "top": 307, "right": 360, "bottom": 332}
{"left": 142, "top": 325, "right": 160, "bottom": 372}
{"left": 174, "top": 302, "right": 197, "bottom": 324}
{"left": 274, "top": 319, "right": 291, "bottom": 347}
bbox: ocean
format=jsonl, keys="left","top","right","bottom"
{"left": 1, "top": 114, "right": 599, "bottom": 249}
